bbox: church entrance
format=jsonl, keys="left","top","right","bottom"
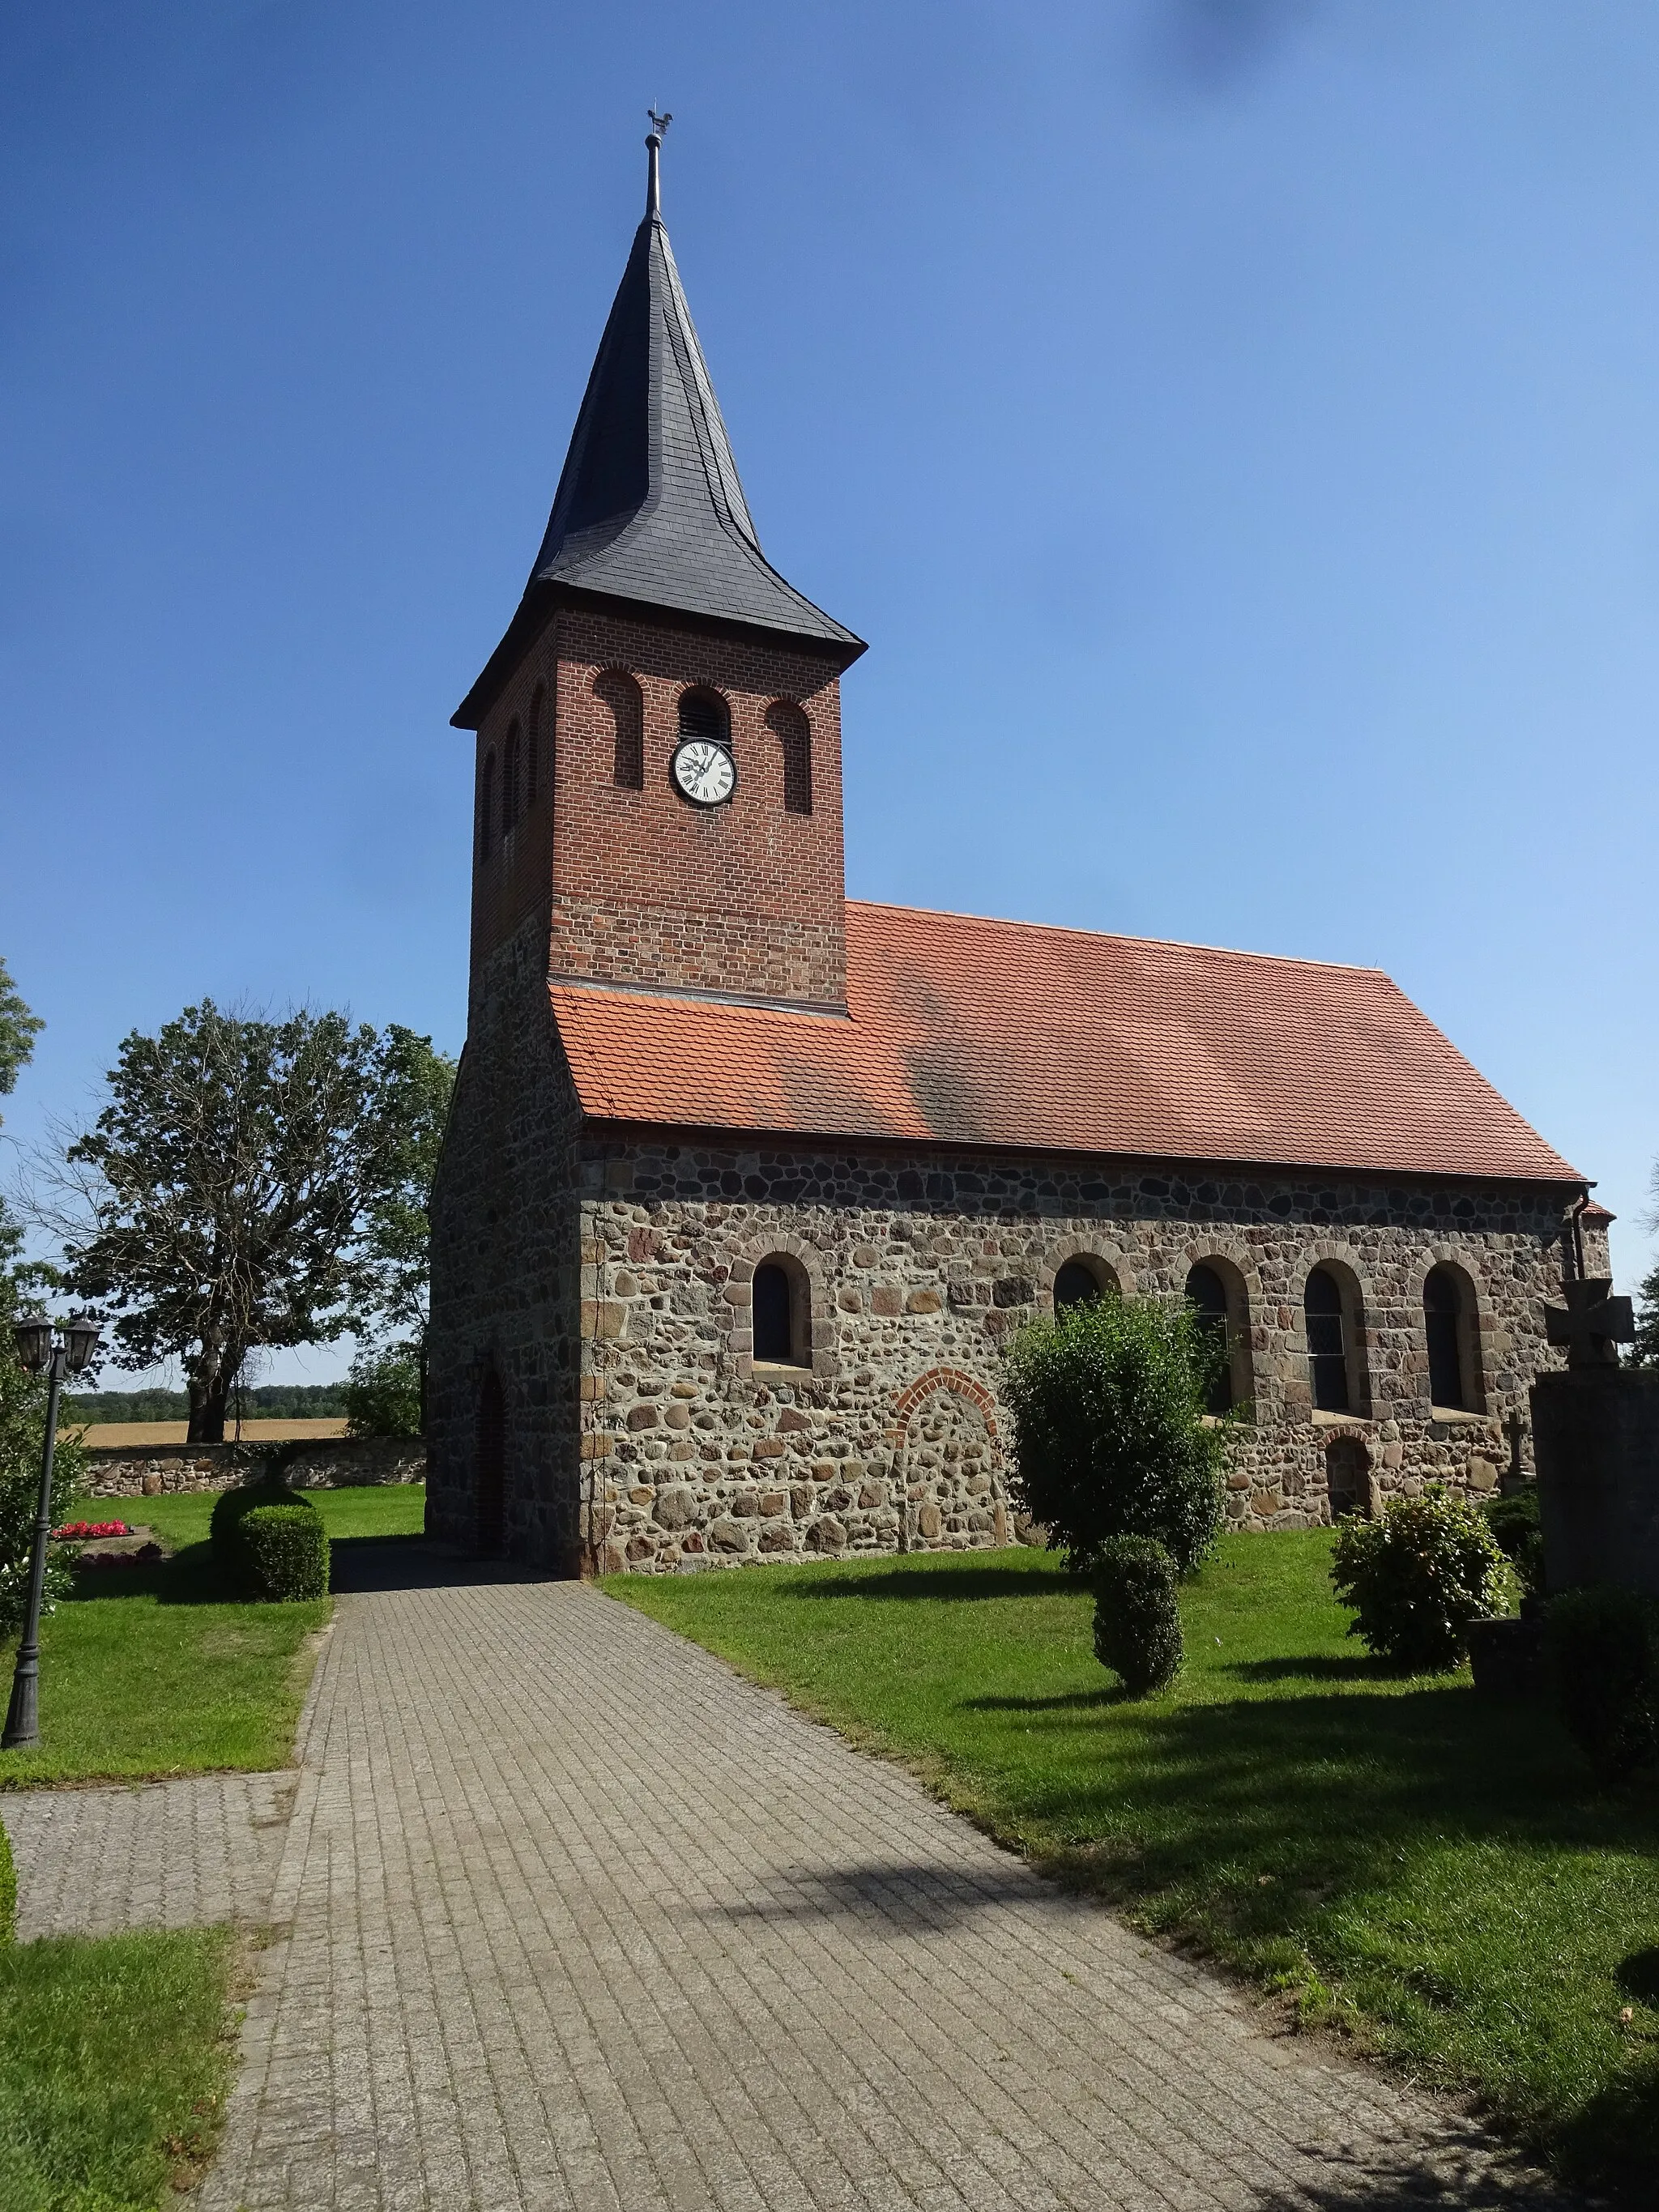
{"left": 476, "top": 1369, "right": 506, "bottom": 1556}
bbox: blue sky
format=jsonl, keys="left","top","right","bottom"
{"left": 2, "top": 2, "right": 1657, "bottom": 1386}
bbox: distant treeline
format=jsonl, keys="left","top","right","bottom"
{"left": 66, "top": 1383, "right": 348, "bottom": 1422}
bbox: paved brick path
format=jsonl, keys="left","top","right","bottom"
{"left": 191, "top": 1552, "right": 1562, "bottom": 2212}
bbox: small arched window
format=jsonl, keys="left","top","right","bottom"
{"left": 478, "top": 748, "right": 496, "bottom": 862}
{"left": 679, "top": 688, "right": 730, "bottom": 746}
{"left": 767, "top": 700, "right": 812, "bottom": 815}
{"left": 1424, "top": 1266, "right": 1477, "bottom": 1412}
{"left": 1055, "top": 1257, "right": 1115, "bottom": 1313}
{"left": 597, "top": 669, "right": 643, "bottom": 790}
{"left": 502, "top": 722, "right": 522, "bottom": 832}
{"left": 527, "top": 683, "right": 544, "bottom": 804}
{"left": 752, "top": 1255, "right": 809, "bottom": 1367}
{"left": 1185, "top": 1264, "right": 1233, "bottom": 1415}
{"left": 1304, "top": 1268, "right": 1350, "bottom": 1413}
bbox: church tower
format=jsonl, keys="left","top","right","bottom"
{"left": 454, "top": 124, "right": 865, "bottom": 1015}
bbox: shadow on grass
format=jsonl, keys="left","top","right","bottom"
{"left": 965, "top": 1687, "right": 1129, "bottom": 1713}
{"left": 1225, "top": 1652, "right": 1380, "bottom": 1684}
{"left": 790, "top": 1562, "right": 1076, "bottom": 1603}
{"left": 62, "top": 1549, "right": 226, "bottom": 1609}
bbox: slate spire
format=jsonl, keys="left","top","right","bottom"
{"left": 455, "top": 125, "right": 861, "bottom": 726}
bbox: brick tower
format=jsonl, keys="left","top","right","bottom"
{"left": 453, "top": 123, "right": 865, "bottom": 1015}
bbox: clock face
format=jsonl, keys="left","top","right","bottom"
{"left": 671, "top": 738, "right": 736, "bottom": 808}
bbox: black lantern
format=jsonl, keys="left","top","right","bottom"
{"left": 62, "top": 1314, "right": 102, "bottom": 1376}
{"left": 10, "top": 1314, "right": 53, "bottom": 1375}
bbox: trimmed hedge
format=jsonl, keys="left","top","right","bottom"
{"left": 1332, "top": 1490, "right": 1510, "bottom": 1673}
{"left": 1546, "top": 1584, "right": 1657, "bottom": 1784}
{"left": 1092, "top": 1534, "right": 1183, "bottom": 1694}
{"left": 0, "top": 1814, "right": 15, "bottom": 1946}
{"left": 210, "top": 1477, "right": 322, "bottom": 1598}
{"left": 239, "top": 1505, "right": 330, "bottom": 1602}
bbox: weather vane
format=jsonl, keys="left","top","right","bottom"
{"left": 648, "top": 106, "right": 672, "bottom": 139}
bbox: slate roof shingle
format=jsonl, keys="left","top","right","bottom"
{"left": 549, "top": 901, "right": 1584, "bottom": 1184}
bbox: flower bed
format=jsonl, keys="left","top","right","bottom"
{"left": 53, "top": 1521, "right": 131, "bottom": 1541}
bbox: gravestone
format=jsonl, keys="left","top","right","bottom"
{"left": 1531, "top": 1276, "right": 1658, "bottom": 1598}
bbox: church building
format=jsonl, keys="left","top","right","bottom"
{"left": 428, "top": 131, "right": 1606, "bottom": 1572}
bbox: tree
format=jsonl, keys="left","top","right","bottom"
{"left": 42, "top": 1002, "right": 446, "bottom": 1443}
{"left": 1632, "top": 1158, "right": 1659, "bottom": 1369}
{"left": 0, "top": 957, "right": 44, "bottom": 1108}
{"left": 1001, "top": 1294, "right": 1230, "bottom": 1579}
{"left": 356, "top": 1025, "right": 456, "bottom": 1345}
{"left": 343, "top": 1340, "right": 424, "bottom": 1439}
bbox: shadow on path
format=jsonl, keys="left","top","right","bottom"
{"left": 328, "top": 1536, "right": 556, "bottom": 1596}
{"left": 1247, "top": 2136, "right": 1580, "bottom": 2210}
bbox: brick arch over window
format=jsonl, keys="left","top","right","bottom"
{"left": 1419, "top": 1255, "right": 1486, "bottom": 1415}
{"left": 677, "top": 685, "right": 730, "bottom": 745}
{"left": 1300, "top": 1252, "right": 1372, "bottom": 1420}
{"left": 1036, "top": 1239, "right": 1134, "bottom": 1311}
{"left": 724, "top": 1234, "right": 834, "bottom": 1377}
{"left": 766, "top": 700, "right": 812, "bottom": 814}
{"left": 595, "top": 668, "right": 643, "bottom": 790}
{"left": 1180, "top": 1248, "right": 1257, "bottom": 1416}
{"left": 478, "top": 747, "right": 497, "bottom": 861}
{"left": 893, "top": 1368, "right": 1006, "bottom": 1552}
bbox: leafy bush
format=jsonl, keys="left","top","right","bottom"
{"left": 1002, "top": 1295, "right": 1229, "bottom": 1577}
{"left": 1331, "top": 1490, "right": 1511, "bottom": 1672}
{"left": 209, "top": 1475, "right": 315, "bottom": 1590}
{"left": 1545, "top": 1585, "right": 1658, "bottom": 1784}
{"left": 1092, "top": 1535, "right": 1183, "bottom": 1694}
{"left": 0, "top": 1815, "right": 14, "bottom": 1945}
{"left": 343, "top": 1340, "right": 422, "bottom": 1438}
{"left": 239, "top": 1504, "right": 330, "bottom": 1601}
{"left": 1483, "top": 1485, "right": 1545, "bottom": 1598}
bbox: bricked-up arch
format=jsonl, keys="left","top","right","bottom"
{"left": 767, "top": 700, "right": 812, "bottom": 814}
{"left": 893, "top": 1369, "right": 1006, "bottom": 1551}
{"left": 527, "top": 682, "right": 545, "bottom": 803}
{"left": 478, "top": 748, "right": 497, "bottom": 861}
{"left": 596, "top": 669, "right": 644, "bottom": 791}
{"left": 752, "top": 1252, "right": 811, "bottom": 1368}
{"left": 1423, "top": 1260, "right": 1484, "bottom": 1414}
{"left": 678, "top": 685, "right": 731, "bottom": 745}
{"left": 502, "top": 720, "right": 523, "bottom": 831}
{"left": 476, "top": 1366, "right": 506, "bottom": 1555}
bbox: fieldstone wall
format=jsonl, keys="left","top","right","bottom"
{"left": 566, "top": 1136, "right": 1589, "bottom": 1575}
{"left": 80, "top": 1436, "right": 426, "bottom": 1498}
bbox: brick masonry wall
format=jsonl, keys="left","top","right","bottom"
{"left": 80, "top": 1437, "right": 425, "bottom": 1498}
{"left": 560, "top": 1135, "right": 1593, "bottom": 1575}
{"left": 469, "top": 606, "right": 849, "bottom": 1009}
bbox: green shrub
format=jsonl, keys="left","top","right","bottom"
{"left": 0, "top": 1815, "right": 14, "bottom": 1946}
{"left": 238, "top": 1504, "right": 330, "bottom": 1601}
{"left": 1331, "top": 1490, "right": 1511, "bottom": 1672}
{"left": 209, "top": 1474, "right": 315, "bottom": 1590}
{"left": 343, "top": 1340, "right": 423, "bottom": 1439}
{"left": 1545, "top": 1584, "right": 1658, "bottom": 1784}
{"left": 1092, "top": 1535, "right": 1183, "bottom": 1694}
{"left": 1002, "top": 1295, "right": 1229, "bottom": 1577}
{"left": 1483, "top": 1485, "right": 1545, "bottom": 1598}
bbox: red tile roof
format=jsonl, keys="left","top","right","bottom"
{"left": 549, "top": 901, "right": 1584, "bottom": 1183}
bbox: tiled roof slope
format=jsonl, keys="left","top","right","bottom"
{"left": 550, "top": 901, "right": 1583, "bottom": 1183}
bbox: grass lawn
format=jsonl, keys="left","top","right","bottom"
{"left": 611, "top": 1534, "right": 1659, "bottom": 2195}
{"left": 0, "top": 1924, "right": 239, "bottom": 2210}
{"left": 0, "top": 1485, "right": 425, "bottom": 1791}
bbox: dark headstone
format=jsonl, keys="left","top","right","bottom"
{"left": 1531, "top": 1370, "right": 1659, "bottom": 1600}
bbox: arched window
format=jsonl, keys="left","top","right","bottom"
{"left": 767, "top": 700, "right": 812, "bottom": 815}
{"left": 1304, "top": 1268, "right": 1350, "bottom": 1413}
{"left": 1185, "top": 1264, "right": 1233, "bottom": 1415}
{"left": 1054, "top": 1257, "right": 1115, "bottom": 1313}
{"left": 596, "top": 670, "right": 643, "bottom": 790}
{"left": 1325, "top": 1436, "right": 1371, "bottom": 1521}
{"left": 527, "top": 683, "right": 544, "bottom": 803}
{"left": 752, "top": 1255, "right": 809, "bottom": 1367}
{"left": 502, "top": 721, "right": 522, "bottom": 832}
{"left": 478, "top": 748, "right": 496, "bottom": 861}
{"left": 678, "top": 687, "right": 730, "bottom": 746}
{"left": 1424, "top": 1265, "right": 1479, "bottom": 1412}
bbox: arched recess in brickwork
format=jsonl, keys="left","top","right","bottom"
{"left": 502, "top": 720, "right": 523, "bottom": 832}
{"left": 1036, "top": 1238, "right": 1134, "bottom": 1311}
{"left": 527, "top": 682, "right": 546, "bottom": 803}
{"left": 478, "top": 748, "right": 497, "bottom": 861}
{"left": 726, "top": 1233, "right": 834, "bottom": 1378}
{"left": 1299, "top": 1250, "right": 1373, "bottom": 1420}
{"left": 596, "top": 669, "right": 644, "bottom": 790}
{"left": 766, "top": 700, "right": 812, "bottom": 814}
{"left": 1418, "top": 1255, "right": 1486, "bottom": 1416}
{"left": 893, "top": 1368, "right": 1006, "bottom": 1551}
{"left": 1179, "top": 1246, "right": 1258, "bottom": 1416}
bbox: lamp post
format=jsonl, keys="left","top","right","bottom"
{"left": 4, "top": 1312, "right": 101, "bottom": 1750}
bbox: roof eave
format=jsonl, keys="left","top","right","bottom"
{"left": 451, "top": 580, "right": 867, "bottom": 731}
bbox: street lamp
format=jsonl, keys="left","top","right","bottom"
{"left": 4, "top": 1312, "right": 101, "bottom": 1751}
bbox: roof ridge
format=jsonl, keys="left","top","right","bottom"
{"left": 847, "top": 899, "right": 1390, "bottom": 978}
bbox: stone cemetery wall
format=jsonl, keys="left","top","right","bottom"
{"left": 80, "top": 1435, "right": 426, "bottom": 1499}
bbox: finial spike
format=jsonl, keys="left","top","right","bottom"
{"left": 646, "top": 107, "right": 672, "bottom": 219}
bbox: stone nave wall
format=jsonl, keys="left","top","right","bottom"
{"left": 574, "top": 1135, "right": 1589, "bottom": 1575}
